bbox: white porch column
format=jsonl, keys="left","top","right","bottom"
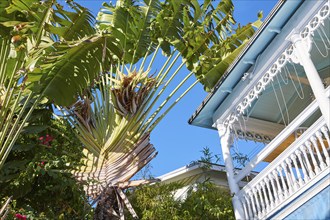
{"left": 216, "top": 123, "right": 245, "bottom": 220}
{"left": 289, "top": 33, "right": 330, "bottom": 128}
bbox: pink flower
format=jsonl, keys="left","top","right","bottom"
{"left": 39, "top": 134, "right": 54, "bottom": 146}
{"left": 15, "top": 213, "right": 27, "bottom": 220}
{"left": 37, "top": 161, "right": 45, "bottom": 167}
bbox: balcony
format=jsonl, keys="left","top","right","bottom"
{"left": 235, "top": 88, "right": 330, "bottom": 219}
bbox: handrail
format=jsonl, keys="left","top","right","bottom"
{"left": 237, "top": 117, "right": 330, "bottom": 219}
{"left": 237, "top": 116, "right": 326, "bottom": 196}
{"left": 235, "top": 86, "right": 330, "bottom": 183}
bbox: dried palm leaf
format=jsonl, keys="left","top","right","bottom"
{"left": 111, "top": 69, "right": 156, "bottom": 116}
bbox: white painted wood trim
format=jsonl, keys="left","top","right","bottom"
{"left": 268, "top": 170, "right": 330, "bottom": 219}
{"left": 217, "top": 124, "right": 245, "bottom": 219}
{"left": 237, "top": 117, "right": 330, "bottom": 219}
{"left": 289, "top": 30, "right": 330, "bottom": 128}
{"left": 157, "top": 163, "right": 226, "bottom": 182}
{"left": 235, "top": 87, "right": 330, "bottom": 183}
{"left": 237, "top": 116, "right": 326, "bottom": 191}
{"left": 232, "top": 117, "right": 285, "bottom": 140}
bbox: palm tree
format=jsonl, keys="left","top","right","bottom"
{"left": 59, "top": 0, "right": 261, "bottom": 218}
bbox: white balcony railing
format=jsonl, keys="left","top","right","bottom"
{"left": 237, "top": 118, "right": 330, "bottom": 219}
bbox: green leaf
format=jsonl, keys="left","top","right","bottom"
{"left": 11, "top": 144, "right": 35, "bottom": 152}
{"left": 258, "top": 11, "right": 263, "bottom": 20}
{"left": 21, "top": 125, "right": 49, "bottom": 134}
{"left": 201, "top": 42, "right": 247, "bottom": 91}
{"left": 0, "top": 160, "right": 29, "bottom": 175}
{"left": 28, "top": 36, "right": 110, "bottom": 106}
{"left": 52, "top": 2, "right": 95, "bottom": 41}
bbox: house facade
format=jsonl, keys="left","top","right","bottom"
{"left": 189, "top": 0, "right": 330, "bottom": 219}
{"left": 157, "top": 162, "right": 258, "bottom": 201}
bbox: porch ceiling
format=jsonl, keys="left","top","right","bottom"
{"left": 189, "top": 0, "right": 329, "bottom": 133}
{"left": 247, "top": 21, "right": 330, "bottom": 127}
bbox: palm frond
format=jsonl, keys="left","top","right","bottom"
{"left": 27, "top": 35, "right": 110, "bottom": 106}
{"left": 129, "top": 0, "right": 161, "bottom": 64}
{"left": 97, "top": 2, "right": 139, "bottom": 63}
{"left": 47, "top": 1, "right": 96, "bottom": 41}
{"left": 0, "top": 36, "right": 34, "bottom": 169}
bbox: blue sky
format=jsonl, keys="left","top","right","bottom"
{"left": 75, "top": 0, "right": 277, "bottom": 177}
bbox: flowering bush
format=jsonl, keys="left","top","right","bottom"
{"left": 0, "top": 111, "right": 93, "bottom": 219}
{"left": 14, "top": 213, "right": 27, "bottom": 220}
{"left": 38, "top": 135, "right": 54, "bottom": 146}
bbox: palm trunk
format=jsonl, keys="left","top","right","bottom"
{"left": 94, "top": 186, "right": 123, "bottom": 220}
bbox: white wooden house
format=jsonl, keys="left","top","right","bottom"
{"left": 158, "top": 162, "right": 231, "bottom": 201}
{"left": 157, "top": 162, "right": 258, "bottom": 201}
{"left": 189, "top": 0, "right": 330, "bottom": 219}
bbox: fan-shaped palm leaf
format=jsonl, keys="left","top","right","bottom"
{"left": 62, "top": 0, "right": 257, "bottom": 208}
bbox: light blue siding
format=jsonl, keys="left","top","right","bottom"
{"left": 284, "top": 185, "right": 330, "bottom": 220}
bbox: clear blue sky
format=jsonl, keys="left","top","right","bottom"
{"left": 75, "top": 0, "right": 277, "bottom": 177}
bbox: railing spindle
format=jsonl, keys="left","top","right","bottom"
{"left": 301, "top": 145, "right": 315, "bottom": 178}
{"left": 257, "top": 184, "right": 266, "bottom": 216}
{"left": 278, "top": 166, "right": 289, "bottom": 198}
{"left": 249, "top": 191, "right": 257, "bottom": 218}
{"left": 282, "top": 162, "right": 294, "bottom": 195}
{"left": 305, "top": 141, "right": 321, "bottom": 174}
{"left": 242, "top": 196, "right": 250, "bottom": 219}
{"left": 261, "top": 180, "right": 270, "bottom": 212}
{"left": 245, "top": 194, "right": 253, "bottom": 219}
{"left": 274, "top": 169, "right": 284, "bottom": 202}
{"left": 253, "top": 188, "right": 262, "bottom": 218}
{"left": 291, "top": 153, "right": 304, "bottom": 187}
{"left": 287, "top": 158, "right": 299, "bottom": 191}
{"left": 269, "top": 173, "right": 278, "bottom": 206}
{"left": 311, "top": 136, "right": 326, "bottom": 169}
{"left": 321, "top": 126, "right": 330, "bottom": 147}
{"left": 296, "top": 149, "right": 310, "bottom": 182}
{"left": 316, "top": 131, "right": 330, "bottom": 166}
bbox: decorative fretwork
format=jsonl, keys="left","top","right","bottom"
{"left": 234, "top": 129, "right": 272, "bottom": 143}
{"left": 222, "top": 0, "right": 330, "bottom": 129}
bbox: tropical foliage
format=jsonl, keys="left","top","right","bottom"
{"left": 0, "top": 0, "right": 103, "bottom": 170}
{"left": 0, "top": 107, "right": 92, "bottom": 219}
{"left": 57, "top": 1, "right": 260, "bottom": 218}
{"left": 0, "top": 0, "right": 260, "bottom": 218}
{"left": 125, "top": 180, "right": 234, "bottom": 220}
{"left": 124, "top": 147, "right": 235, "bottom": 220}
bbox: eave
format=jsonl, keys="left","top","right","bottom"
{"left": 188, "top": 0, "right": 304, "bottom": 129}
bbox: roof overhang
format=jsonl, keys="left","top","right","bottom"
{"left": 157, "top": 162, "right": 226, "bottom": 182}
{"left": 188, "top": 0, "right": 304, "bottom": 129}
